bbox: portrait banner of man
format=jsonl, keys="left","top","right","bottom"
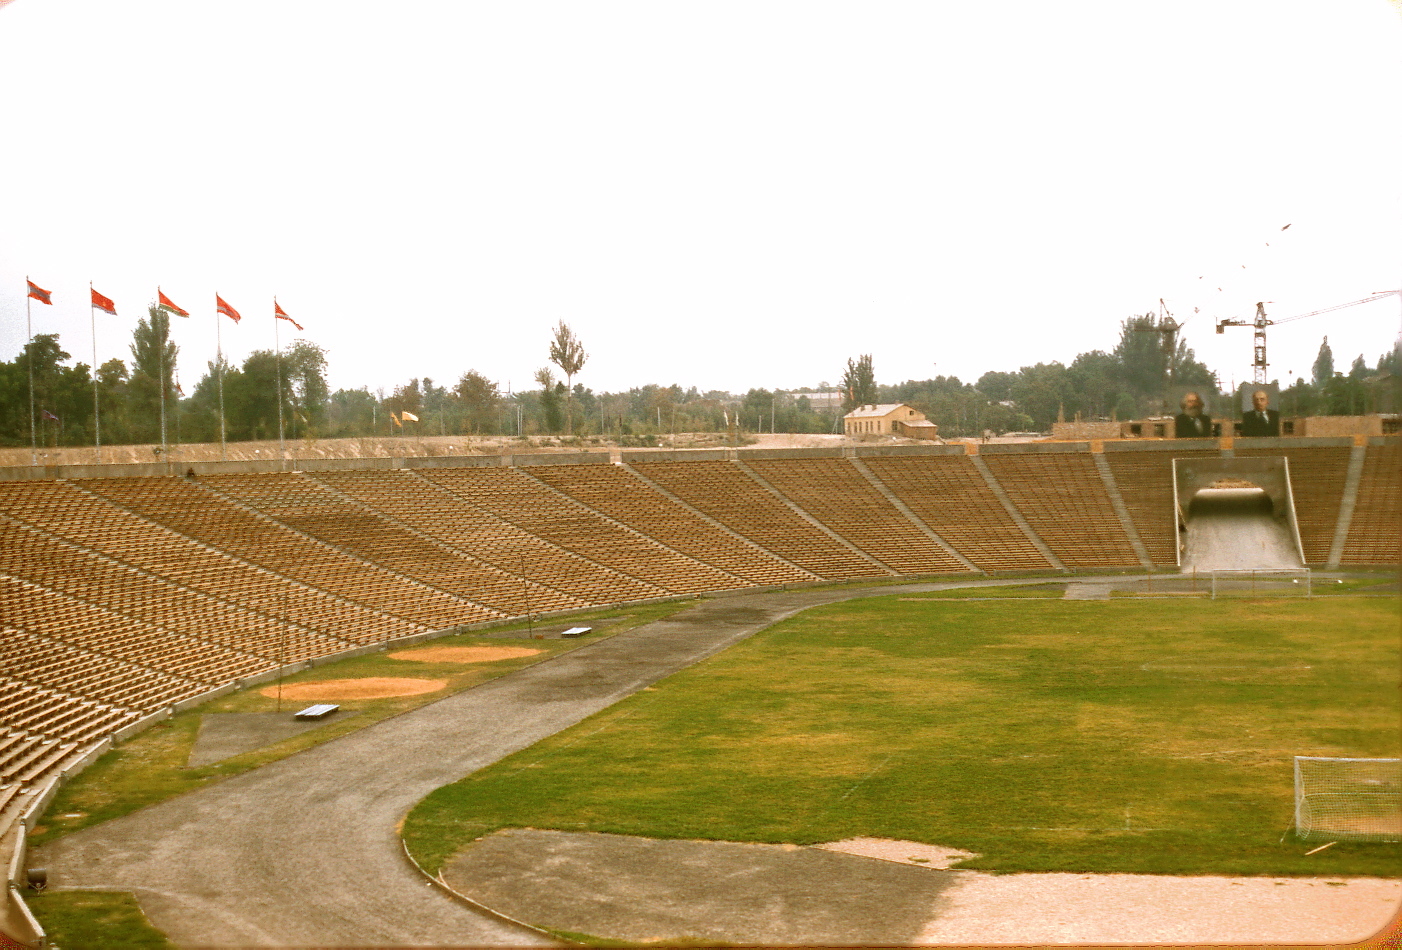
{"left": 1238, "top": 383, "right": 1281, "bottom": 437}
{"left": 1173, "top": 389, "right": 1214, "bottom": 438}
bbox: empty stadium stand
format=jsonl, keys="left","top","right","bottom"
{"left": 1, "top": 436, "right": 1395, "bottom": 854}
{"left": 979, "top": 447, "right": 1143, "bottom": 570}
{"left": 1342, "top": 440, "right": 1400, "bottom": 565}
{"left": 861, "top": 453, "right": 1053, "bottom": 572}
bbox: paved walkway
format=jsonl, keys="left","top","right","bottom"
{"left": 38, "top": 578, "right": 1032, "bottom": 947}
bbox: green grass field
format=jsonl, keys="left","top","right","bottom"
{"left": 405, "top": 594, "right": 1401, "bottom": 878}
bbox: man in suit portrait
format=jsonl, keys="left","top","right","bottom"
{"left": 1240, "top": 388, "right": 1281, "bottom": 437}
{"left": 1174, "top": 391, "right": 1213, "bottom": 438}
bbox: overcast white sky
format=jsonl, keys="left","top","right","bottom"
{"left": 1, "top": 0, "right": 1399, "bottom": 400}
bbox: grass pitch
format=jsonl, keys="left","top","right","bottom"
{"left": 405, "top": 593, "right": 1400, "bottom": 878}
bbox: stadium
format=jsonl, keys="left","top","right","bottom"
{"left": 0, "top": 434, "right": 1397, "bottom": 947}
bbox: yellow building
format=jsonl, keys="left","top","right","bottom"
{"left": 843, "top": 403, "right": 939, "bottom": 439}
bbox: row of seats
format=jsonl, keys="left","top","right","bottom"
{"left": 630, "top": 461, "right": 884, "bottom": 579}
{"left": 524, "top": 464, "right": 816, "bottom": 587}
{"left": 1, "top": 442, "right": 1394, "bottom": 807}
{"left": 418, "top": 468, "right": 748, "bottom": 595}
{"left": 742, "top": 459, "right": 969, "bottom": 575}
{"left": 201, "top": 473, "right": 573, "bottom": 619}
{"left": 862, "top": 455, "right": 1052, "bottom": 571}
{"left": 313, "top": 469, "right": 667, "bottom": 606}
{"left": 76, "top": 476, "right": 471, "bottom": 635}
{"left": 1343, "top": 443, "right": 1399, "bottom": 564}
{"left": 980, "top": 454, "right": 1142, "bottom": 569}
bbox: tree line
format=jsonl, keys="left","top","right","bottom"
{"left": 2, "top": 310, "right": 1396, "bottom": 449}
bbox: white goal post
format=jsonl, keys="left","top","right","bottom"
{"left": 1294, "top": 756, "right": 1401, "bottom": 842}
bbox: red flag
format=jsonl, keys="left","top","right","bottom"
{"left": 157, "top": 289, "right": 189, "bottom": 317}
{"left": 27, "top": 280, "right": 52, "bottom": 305}
{"left": 91, "top": 287, "right": 117, "bottom": 315}
{"left": 274, "top": 300, "right": 304, "bottom": 331}
{"left": 216, "top": 294, "right": 242, "bottom": 324}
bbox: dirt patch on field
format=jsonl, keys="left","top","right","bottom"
{"left": 388, "top": 646, "right": 542, "bottom": 664}
{"left": 815, "top": 837, "right": 979, "bottom": 869}
{"left": 259, "top": 677, "right": 446, "bottom": 700}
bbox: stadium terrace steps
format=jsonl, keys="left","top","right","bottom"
{"left": 979, "top": 451, "right": 1141, "bottom": 569}
{"left": 3, "top": 478, "right": 420, "bottom": 645}
{"left": 859, "top": 455, "right": 1052, "bottom": 572}
{"left": 0, "top": 516, "right": 328, "bottom": 669}
{"left": 621, "top": 463, "right": 825, "bottom": 583}
{"left": 318, "top": 469, "right": 663, "bottom": 607}
{"left": 848, "top": 459, "right": 980, "bottom": 572}
{"left": 302, "top": 471, "right": 590, "bottom": 614}
{"left": 630, "top": 460, "right": 884, "bottom": 580}
{"left": 0, "top": 571, "right": 333, "bottom": 673}
{"left": 417, "top": 468, "right": 745, "bottom": 595}
{"left": 219, "top": 471, "right": 584, "bottom": 618}
{"left": 1342, "top": 442, "right": 1399, "bottom": 565}
{"left": 73, "top": 476, "right": 455, "bottom": 635}
{"left": 1235, "top": 445, "right": 1353, "bottom": 566}
{"left": 741, "top": 458, "right": 968, "bottom": 575}
{"left": 1101, "top": 448, "right": 1219, "bottom": 566}
{"left": 194, "top": 474, "right": 504, "bottom": 627}
{"left": 521, "top": 464, "right": 814, "bottom": 588}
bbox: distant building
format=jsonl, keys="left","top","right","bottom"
{"left": 843, "top": 403, "right": 939, "bottom": 439}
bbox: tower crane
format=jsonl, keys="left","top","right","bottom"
{"left": 1215, "top": 291, "right": 1401, "bottom": 384}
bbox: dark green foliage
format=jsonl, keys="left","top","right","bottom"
{"left": 840, "top": 354, "right": 877, "bottom": 411}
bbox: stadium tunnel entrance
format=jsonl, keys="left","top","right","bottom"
{"left": 1172, "top": 457, "right": 1305, "bottom": 571}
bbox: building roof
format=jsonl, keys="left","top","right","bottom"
{"left": 844, "top": 403, "right": 920, "bottom": 419}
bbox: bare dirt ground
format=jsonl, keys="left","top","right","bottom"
{"left": 445, "top": 828, "right": 1402, "bottom": 947}
{"left": 388, "top": 646, "right": 542, "bottom": 664}
{"left": 257, "top": 676, "right": 446, "bottom": 700}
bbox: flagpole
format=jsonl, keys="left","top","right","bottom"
{"left": 160, "top": 308, "right": 168, "bottom": 459}
{"left": 26, "top": 278, "right": 36, "bottom": 466}
{"left": 174, "top": 369, "right": 183, "bottom": 459}
{"left": 274, "top": 298, "right": 285, "bottom": 461}
{"left": 90, "top": 282, "right": 101, "bottom": 463}
{"left": 216, "top": 295, "right": 227, "bottom": 460}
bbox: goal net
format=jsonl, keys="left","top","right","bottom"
{"left": 1294, "top": 756, "right": 1402, "bottom": 841}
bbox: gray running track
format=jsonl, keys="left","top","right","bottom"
{"left": 35, "top": 578, "right": 1052, "bottom": 948}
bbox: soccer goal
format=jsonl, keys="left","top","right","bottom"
{"left": 1294, "top": 756, "right": 1402, "bottom": 841}
{"left": 1208, "top": 568, "right": 1312, "bottom": 599}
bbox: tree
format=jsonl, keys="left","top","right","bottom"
{"left": 95, "top": 358, "right": 131, "bottom": 445}
{"left": 128, "top": 305, "right": 178, "bottom": 443}
{"left": 534, "top": 367, "right": 562, "bottom": 434}
{"left": 282, "top": 341, "right": 329, "bottom": 437}
{"left": 548, "top": 321, "right": 588, "bottom": 435}
{"left": 840, "top": 354, "right": 877, "bottom": 411}
{"left": 1312, "top": 337, "right": 1334, "bottom": 387}
{"left": 975, "top": 370, "right": 1017, "bottom": 402}
{"left": 186, "top": 354, "right": 238, "bottom": 443}
{"left": 455, "top": 371, "right": 499, "bottom": 434}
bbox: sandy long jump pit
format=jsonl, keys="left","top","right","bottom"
{"left": 388, "top": 645, "right": 542, "bottom": 663}
{"left": 259, "top": 677, "right": 447, "bottom": 700}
